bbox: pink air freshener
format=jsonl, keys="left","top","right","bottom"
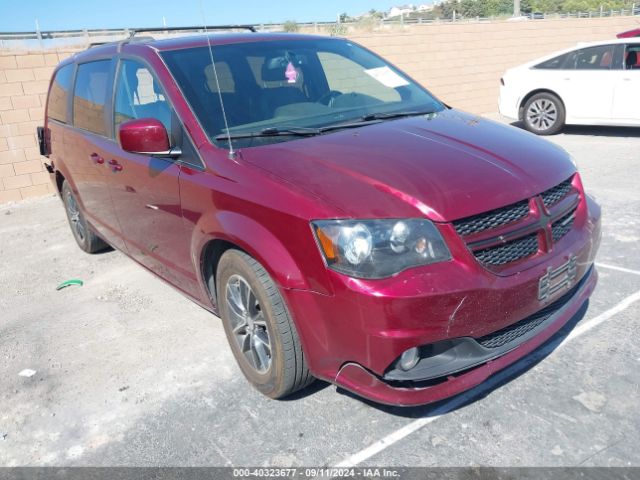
{"left": 285, "top": 62, "right": 298, "bottom": 83}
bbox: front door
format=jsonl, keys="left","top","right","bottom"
{"left": 562, "top": 44, "right": 616, "bottom": 121}
{"left": 106, "top": 58, "right": 195, "bottom": 292}
{"left": 612, "top": 44, "right": 640, "bottom": 123}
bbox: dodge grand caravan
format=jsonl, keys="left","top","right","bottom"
{"left": 39, "top": 31, "right": 601, "bottom": 406}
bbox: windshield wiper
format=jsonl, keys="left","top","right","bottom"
{"left": 215, "top": 126, "right": 321, "bottom": 141}
{"left": 360, "top": 110, "right": 436, "bottom": 121}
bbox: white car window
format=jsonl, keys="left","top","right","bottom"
{"left": 573, "top": 45, "right": 615, "bottom": 70}
{"left": 625, "top": 45, "right": 640, "bottom": 70}
{"left": 535, "top": 52, "right": 573, "bottom": 70}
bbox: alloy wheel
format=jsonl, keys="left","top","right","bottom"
{"left": 526, "top": 99, "right": 558, "bottom": 131}
{"left": 225, "top": 274, "right": 272, "bottom": 373}
{"left": 65, "top": 190, "right": 86, "bottom": 242}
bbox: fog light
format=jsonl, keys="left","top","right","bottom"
{"left": 399, "top": 347, "right": 420, "bottom": 371}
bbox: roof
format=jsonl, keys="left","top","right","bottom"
{"left": 617, "top": 28, "right": 640, "bottom": 38}
{"left": 54, "top": 31, "right": 337, "bottom": 69}
{"left": 147, "top": 32, "right": 333, "bottom": 51}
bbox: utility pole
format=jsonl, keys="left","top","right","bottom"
{"left": 514, "top": 0, "right": 521, "bottom": 16}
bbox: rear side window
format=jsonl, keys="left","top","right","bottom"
{"left": 47, "top": 64, "right": 74, "bottom": 123}
{"left": 574, "top": 45, "right": 615, "bottom": 70}
{"left": 73, "top": 60, "right": 111, "bottom": 136}
{"left": 534, "top": 52, "right": 572, "bottom": 70}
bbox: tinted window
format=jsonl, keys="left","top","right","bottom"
{"left": 625, "top": 44, "right": 640, "bottom": 70}
{"left": 114, "top": 59, "right": 172, "bottom": 134}
{"left": 574, "top": 45, "right": 615, "bottom": 70}
{"left": 47, "top": 64, "right": 74, "bottom": 123}
{"left": 73, "top": 60, "right": 111, "bottom": 136}
{"left": 535, "top": 52, "right": 572, "bottom": 70}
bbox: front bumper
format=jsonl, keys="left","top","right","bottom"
{"left": 283, "top": 195, "right": 601, "bottom": 406}
{"left": 334, "top": 266, "right": 596, "bottom": 406}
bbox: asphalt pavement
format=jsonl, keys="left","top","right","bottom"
{"left": 0, "top": 116, "right": 638, "bottom": 467}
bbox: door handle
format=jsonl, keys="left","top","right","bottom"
{"left": 108, "top": 159, "right": 123, "bottom": 172}
{"left": 90, "top": 153, "right": 104, "bottom": 165}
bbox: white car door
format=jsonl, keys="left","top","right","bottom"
{"left": 562, "top": 45, "right": 617, "bottom": 121}
{"left": 612, "top": 43, "right": 640, "bottom": 124}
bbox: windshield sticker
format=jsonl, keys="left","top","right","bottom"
{"left": 285, "top": 62, "right": 298, "bottom": 83}
{"left": 364, "top": 67, "right": 409, "bottom": 88}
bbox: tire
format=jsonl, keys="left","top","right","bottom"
{"left": 522, "top": 92, "right": 565, "bottom": 135}
{"left": 61, "top": 180, "right": 109, "bottom": 253}
{"left": 216, "top": 249, "right": 314, "bottom": 398}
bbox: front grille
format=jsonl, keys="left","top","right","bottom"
{"left": 476, "top": 270, "right": 586, "bottom": 349}
{"left": 474, "top": 233, "right": 539, "bottom": 266}
{"left": 552, "top": 208, "right": 576, "bottom": 242}
{"left": 452, "top": 200, "right": 529, "bottom": 237}
{"left": 453, "top": 176, "right": 577, "bottom": 268}
{"left": 541, "top": 178, "right": 573, "bottom": 208}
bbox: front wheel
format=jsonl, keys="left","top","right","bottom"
{"left": 216, "top": 250, "right": 314, "bottom": 399}
{"left": 522, "top": 93, "right": 565, "bottom": 135}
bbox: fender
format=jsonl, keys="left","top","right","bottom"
{"left": 192, "top": 210, "right": 326, "bottom": 295}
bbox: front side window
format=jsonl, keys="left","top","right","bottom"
{"left": 625, "top": 44, "right": 640, "bottom": 70}
{"left": 47, "top": 64, "right": 74, "bottom": 123}
{"left": 114, "top": 59, "right": 172, "bottom": 134}
{"left": 573, "top": 45, "right": 615, "bottom": 70}
{"left": 161, "top": 38, "right": 443, "bottom": 147}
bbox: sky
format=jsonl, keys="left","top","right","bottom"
{"left": 0, "top": 0, "right": 406, "bottom": 32}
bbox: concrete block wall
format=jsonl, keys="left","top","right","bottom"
{"left": 0, "top": 50, "right": 78, "bottom": 203}
{"left": 0, "top": 16, "right": 638, "bottom": 204}
{"left": 350, "top": 16, "right": 640, "bottom": 115}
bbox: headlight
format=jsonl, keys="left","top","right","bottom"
{"left": 312, "top": 219, "right": 451, "bottom": 279}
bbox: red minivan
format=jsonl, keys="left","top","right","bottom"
{"left": 40, "top": 31, "right": 601, "bottom": 406}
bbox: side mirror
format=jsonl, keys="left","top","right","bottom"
{"left": 118, "top": 118, "right": 181, "bottom": 158}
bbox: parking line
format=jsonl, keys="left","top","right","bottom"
{"left": 596, "top": 262, "right": 640, "bottom": 276}
{"left": 335, "top": 289, "right": 640, "bottom": 468}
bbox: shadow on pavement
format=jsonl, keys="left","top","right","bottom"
{"left": 509, "top": 120, "right": 640, "bottom": 138}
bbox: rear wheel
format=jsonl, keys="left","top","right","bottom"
{"left": 522, "top": 92, "right": 565, "bottom": 135}
{"left": 216, "top": 249, "right": 314, "bottom": 398}
{"left": 61, "top": 181, "right": 109, "bottom": 253}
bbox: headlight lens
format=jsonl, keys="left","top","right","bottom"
{"left": 312, "top": 219, "right": 451, "bottom": 279}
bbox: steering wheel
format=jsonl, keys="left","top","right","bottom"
{"left": 318, "top": 90, "right": 343, "bottom": 107}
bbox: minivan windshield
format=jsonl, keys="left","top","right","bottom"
{"left": 161, "top": 37, "right": 444, "bottom": 147}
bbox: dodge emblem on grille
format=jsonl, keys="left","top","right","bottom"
{"left": 538, "top": 255, "right": 577, "bottom": 302}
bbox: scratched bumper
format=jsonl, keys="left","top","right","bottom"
{"left": 333, "top": 266, "right": 597, "bottom": 407}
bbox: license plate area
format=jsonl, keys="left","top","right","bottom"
{"left": 538, "top": 255, "right": 577, "bottom": 302}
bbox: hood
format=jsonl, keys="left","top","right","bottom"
{"left": 240, "top": 109, "right": 576, "bottom": 222}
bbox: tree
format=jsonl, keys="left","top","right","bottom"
{"left": 283, "top": 20, "right": 299, "bottom": 32}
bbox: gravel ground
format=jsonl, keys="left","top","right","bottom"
{"left": 0, "top": 116, "right": 639, "bottom": 467}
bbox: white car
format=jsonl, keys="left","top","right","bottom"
{"left": 499, "top": 38, "right": 640, "bottom": 134}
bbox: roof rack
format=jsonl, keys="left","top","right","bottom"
{"left": 128, "top": 25, "right": 256, "bottom": 38}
